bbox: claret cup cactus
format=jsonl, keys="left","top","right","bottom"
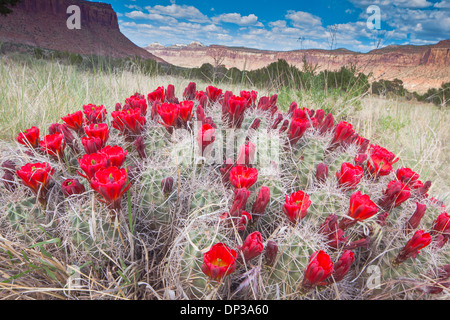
{"left": 0, "top": 81, "right": 448, "bottom": 300}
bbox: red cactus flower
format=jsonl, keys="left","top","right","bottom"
{"left": 16, "top": 162, "right": 54, "bottom": 204}
{"left": 100, "top": 145, "right": 128, "bottom": 168}
{"left": 134, "top": 136, "right": 147, "bottom": 160}
{"left": 236, "top": 141, "right": 256, "bottom": 166}
{"left": 396, "top": 167, "right": 420, "bottom": 187}
{"left": 205, "top": 86, "right": 223, "bottom": 103}
{"left": 147, "top": 86, "right": 165, "bottom": 103}
{"left": 201, "top": 243, "right": 237, "bottom": 282}
{"left": 229, "top": 187, "right": 251, "bottom": 217}
{"left": 251, "top": 186, "right": 271, "bottom": 222}
{"left": 81, "top": 136, "right": 103, "bottom": 154}
{"left": 336, "top": 162, "right": 364, "bottom": 191}
{"left": 197, "top": 123, "right": 216, "bottom": 156}
{"left": 48, "top": 123, "right": 62, "bottom": 135}
{"left": 125, "top": 94, "right": 147, "bottom": 116}
{"left": 40, "top": 133, "right": 66, "bottom": 159}
{"left": 183, "top": 82, "right": 197, "bottom": 101}
{"left": 330, "top": 250, "right": 355, "bottom": 282}
{"left": 240, "top": 90, "right": 258, "bottom": 106}
{"left": 339, "top": 191, "right": 378, "bottom": 230}
{"left": 178, "top": 100, "right": 194, "bottom": 123}
{"left": 84, "top": 123, "right": 109, "bottom": 147}
{"left": 83, "top": 104, "right": 107, "bottom": 124}
{"left": 240, "top": 231, "right": 264, "bottom": 262}
{"left": 77, "top": 152, "right": 109, "bottom": 180}
{"left": 157, "top": 103, "right": 179, "bottom": 128}
{"left": 161, "top": 176, "right": 174, "bottom": 195}
{"left": 367, "top": 144, "right": 399, "bottom": 177}
{"left": 61, "top": 111, "right": 85, "bottom": 134}
{"left": 292, "top": 107, "right": 314, "bottom": 120}
{"left": 288, "top": 117, "right": 311, "bottom": 145}
{"left": 283, "top": 190, "right": 312, "bottom": 223}
{"left": 318, "top": 113, "right": 334, "bottom": 134}
{"left": 394, "top": 230, "right": 432, "bottom": 265}
{"left": 90, "top": 166, "right": 131, "bottom": 211}
{"left": 17, "top": 126, "right": 40, "bottom": 149}
{"left": 331, "top": 121, "right": 354, "bottom": 145}
{"left": 225, "top": 95, "right": 249, "bottom": 128}
{"left": 431, "top": 212, "right": 450, "bottom": 237}
{"left": 229, "top": 165, "right": 258, "bottom": 190}
{"left": 165, "top": 84, "right": 177, "bottom": 103}
{"left": 62, "top": 178, "right": 86, "bottom": 197}
{"left": 320, "top": 214, "right": 348, "bottom": 249}
{"left": 302, "top": 250, "right": 334, "bottom": 291}
{"left": 111, "top": 108, "right": 146, "bottom": 135}
{"left": 378, "top": 180, "right": 411, "bottom": 211}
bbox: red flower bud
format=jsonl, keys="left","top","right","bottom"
{"left": 165, "top": 84, "right": 177, "bottom": 103}
{"left": 319, "top": 113, "right": 334, "bottom": 134}
{"left": 196, "top": 105, "right": 206, "bottom": 123}
{"left": 40, "top": 133, "right": 66, "bottom": 159}
{"left": 62, "top": 178, "right": 86, "bottom": 197}
{"left": 315, "top": 163, "right": 329, "bottom": 183}
{"left": 183, "top": 82, "right": 197, "bottom": 101}
{"left": 240, "top": 231, "right": 264, "bottom": 262}
{"left": 197, "top": 123, "right": 216, "bottom": 156}
{"left": 331, "top": 250, "right": 355, "bottom": 282}
{"left": 406, "top": 202, "right": 427, "bottom": 230}
{"left": 90, "top": 166, "right": 131, "bottom": 211}
{"left": 201, "top": 243, "right": 237, "bottom": 281}
{"left": 237, "top": 211, "right": 252, "bottom": 231}
{"left": 354, "top": 153, "right": 368, "bottom": 168}
{"left": 336, "top": 162, "right": 364, "bottom": 191}
{"left": 249, "top": 118, "right": 261, "bottom": 131}
{"left": 100, "top": 145, "right": 128, "bottom": 168}
{"left": 394, "top": 229, "right": 432, "bottom": 264}
{"left": 302, "top": 250, "right": 334, "bottom": 291}
{"left": 264, "top": 240, "right": 278, "bottom": 266}
{"left": 134, "top": 136, "right": 147, "bottom": 160}
{"left": 48, "top": 123, "right": 62, "bottom": 135}
{"left": 251, "top": 186, "right": 271, "bottom": 222}
{"left": 229, "top": 165, "right": 258, "bottom": 190}
{"left": 84, "top": 123, "right": 109, "bottom": 147}
{"left": 378, "top": 180, "right": 411, "bottom": 211}
{"left": 288, "top": 118, "right": 310, "bottom": 145}
{"left": 81, "top": 136, "right": 103, "bottom": 154}
{"left": 240, "top": 90, "right": 258, "bottom": 106}
{"left": 161, "top": 177, "right": 174, "bottom": 195}
{"left": 236, "top": 141, "right": 256, "bottom": 166}
{"left": 229, "top": 187, "right": 251, "bottom": 217}
{"left": 283, "top": 190, "right": 311, "bottom": 224}
{"left": 331, "top": 121, "right": 355, "bottom": 146}
{"left": 431, "top": 212, "right": 450, "bottom": 237}
{"left": 17, "top": 126, "right": 40, "bottom": 149}
{"left": 320, "top": 214, "right": 348, "bottom": 249}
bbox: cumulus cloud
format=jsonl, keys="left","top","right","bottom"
{"left": 285, "top": 10, "right": 322, "bottom": 27}
{"left": 145, "top": 4, "right": 211, "bottom": 23}
{"left": 212, "top": 13, "right": 264, "bottom": 27}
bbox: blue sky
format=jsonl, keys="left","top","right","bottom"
{"left": 101, "top": 0, "right": 450, "bottom": 52}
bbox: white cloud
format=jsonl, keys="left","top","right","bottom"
{"left": 145, "top": 4, "right": 211, "bottom": 23}
{"left": 212, "top": 13, "right": 264, "bottom": 27}
{"left": 285, "top": 10, "right": 322, "bottom": 27}
{"left": 124, "top": 10, "right": 178, "bottom": 24}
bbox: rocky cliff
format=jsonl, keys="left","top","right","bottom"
{"left": 146, "top": 41, "right": 450, "bottom": 93}
{"left": 0, "top": 0, "right": 166, "bottom": 62}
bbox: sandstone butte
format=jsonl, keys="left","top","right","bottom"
{"left": 0, "top": 0, "right": 166, "bottom": 63}
{"left": 145, "top": 40, "right": 450, "bottom": 94}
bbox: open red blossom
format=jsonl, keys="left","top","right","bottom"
{"left": 178, "top": 100, "right": 194, "bottom": 124}
{"left": 292, "top": 107, "right": 314, "bottom": 120}
{"left": 336, "top": 162, "right": 364, "bottom": 191}
{"left": 157, "top": 103, "right": 179, "bottom": 128}
{"left": 100, "top": 145, "right": 128, "bottom": 168}
{"left": 77, "top": 152, "right": 109, "bottom": 180}
{"left": 125, "top": 93, "right": 147, "bottom": 116}
{"left": 302, "top": 250, "right": 334, "bottom": 291}
{"left": 202, "top": 243, "right": 237, "bottom": 282}
{"left": 84, "top": 123, "right": 109, "bottom": 147}
{"left": 17, "top": 126, "right": 40, "bottom": 149}
{"left": 16, "top": 162, "right": 54, "bottom": 205}
{"left": 83, "top": 104, "right": 107, "bottom": 124}
{"left": 367, "top": 144, "right": 399, "bottom": 177}
{"left": 61, "top": 111, "right": 85, "bottom": 135}
{"left": 240, "top": 231, "right": 264, "bottom": 262}
{"left": 147, "top": 86, "right": 166, "bottom": 103}
{"left": 283, "top": 190, "right": 312, "bottom": 224}
{"left": 229, "top": 165, "right": 258, "bottom": 190}
{"left": 81, "top": 136, "right": 103, "bottom": 154}
{"left": 240, "top": 90, "right": 258, "bottom": 106}
{"left": 394, "top": 230, "right": 432, "bottom": 265}
{"left": 288, "top": 117, "right": 311, "bottom": 145}
{"left": 396, "top": 167, "right": 420, "bottom": 187}
{"left": 339, "top": 191, "right": 378, "bottom": 230}
{"left": 40, "top": 133, "right": 66, "bottom": 159}
{"left": 331, "top": 121, "right": 355, "bottom": 146}
{"left": 225, "top": 95, "right": 249, "bottom": 128}
{"left": 62, "top": 178, "right": 86, "bottom": 197}
{"left": 206, "top": 86, "right": 223, "bottom": 103}
{"left": 90, "top": 166, "right": 131, "bottom": 211}
{"left": 111, "top": 108, "right": 146, "bottom": 135}
{"left": 197, "top": 123, "right": 216, "bottom": 156}
{"left": 378, "top": 180, "right": 411, "bottom": 211}
{"left": 330, "top": 250, "right": 355, "bottom": 283}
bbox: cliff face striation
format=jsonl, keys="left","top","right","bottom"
{"left": 146, "top": 40, "right": 450, "bottom": 93}
{"left": 0, "top": 0, "right": 166, "bottom": 62}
